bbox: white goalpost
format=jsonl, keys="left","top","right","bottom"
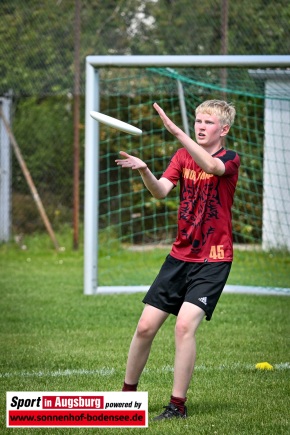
{"left": 84, "top": 55, "right": 290, "bottom": 296}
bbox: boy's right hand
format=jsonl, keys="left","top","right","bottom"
{"left": 115, "top": 151, "right": 147, "bottom": 171}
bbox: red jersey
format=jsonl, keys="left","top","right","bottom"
{"left": 162, "top": 147, "right": 240, "bottom": 262}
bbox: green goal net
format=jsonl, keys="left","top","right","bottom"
{"left": 85, "top": 61, "right": 290, "bottom": 293}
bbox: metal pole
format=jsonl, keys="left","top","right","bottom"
{"left": 84, "top": 61, "right": 99, "bottom": 295}
{"left": 86, "top": 55, "right": 290, "bottom": 68}
{"left": 0, "top": 96, "right": 11, "bottom": 242}
{"left": 177, "top": 79, "right": 190, "bottom": 136}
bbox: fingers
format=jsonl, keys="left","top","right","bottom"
{"left": 115, "top": 161, "right": 137, "bottom": 170}
{"left": 153, "top": 102, "right": 163, "bottom": 115}
{"left": 115, "top": 152, "right": 133, "bottom": 168}
{"left": 119, "top": 150, "right": 130, "bottom": 158}
{"left": 153, "top": 102, "right": 169, "bottom": 125}
{"left": 115, "top": 159, "right": 130, "bottom": 165}
{"left": 115, "top": 151, "right": 146, "bottom": 171}
{"left": 115, "top": 151, "right": 130, "bottom": 164}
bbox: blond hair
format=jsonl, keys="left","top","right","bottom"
{"left": 195, "top": 100, "right": 236, "bottom": 127}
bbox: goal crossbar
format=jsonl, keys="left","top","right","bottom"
{"left": 86, "top": 55, "right": 290, "bottom": 68}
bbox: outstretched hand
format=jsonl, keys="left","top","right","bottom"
{"left": 153, "top": 102, "right": 182, "bottom": 137}
{"left": 115, "top": 151, "right": 147, "bottom": 170}
{"left": 116, "top": 104, "right": 183, "bottom": 171}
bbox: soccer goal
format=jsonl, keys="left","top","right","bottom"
{"left": 84, "top": 55, "right": 290, "bottom": 295}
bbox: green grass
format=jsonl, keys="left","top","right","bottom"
{"left": 0, "top": 231, "right": 290, "bottom": 434}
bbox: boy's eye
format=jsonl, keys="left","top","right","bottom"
{"left": 195, "top": 119, "right": 214, "bottom": 124}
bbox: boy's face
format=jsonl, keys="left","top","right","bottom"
{"left": 194, "top": 112, "right": 229, "bottom": 148}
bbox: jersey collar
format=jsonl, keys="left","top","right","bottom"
{"left": 211, "top": 147, "right": 224, "bottom": 157}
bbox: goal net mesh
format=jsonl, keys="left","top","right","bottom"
{"left": 95, "top": 67, "right": 290, "bottom": 287}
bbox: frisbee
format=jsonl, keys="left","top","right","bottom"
{"left": 90, "top": 111, "right": 142, "bottom": 136}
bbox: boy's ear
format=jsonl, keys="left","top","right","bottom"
{"left": 221, "top": 124, "right": 230, "bottom": 137}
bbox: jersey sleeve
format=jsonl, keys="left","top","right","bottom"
{"left": 161, "top": 151, "right": 181, "bottom": 186}
{"left": 218, "top": 150, "right": 240, "bottom": 176}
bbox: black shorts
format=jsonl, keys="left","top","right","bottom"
{"left": 142, "top": 254, "right": 232, "bottom": 321}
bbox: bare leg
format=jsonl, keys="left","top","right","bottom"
{"left": 124, "top": 304, "right": 169, "bottom": 385}
{"left": 172, "top": 302, "right": 205, "bottom": 398}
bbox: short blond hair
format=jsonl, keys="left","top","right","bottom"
{"left": 195, "top": 100, "right": 236, "bottom": 127}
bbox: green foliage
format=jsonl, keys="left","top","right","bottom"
{"left": 13, "top": 96, "right": 72, "bottom": 191}
{"left": 145, "top": 0, "right": 222, "bottom": 55}
{"left": 0, "top": 0, "right": 290, "bottom": 96}
{"left": 11, "top": 95, "right": 85, "bottom": 232}
{"left": 229, "top": 0, "right": 290, "bottom": 54}
{"left": 0, "top": 0, "right": 75, "bottom": 96}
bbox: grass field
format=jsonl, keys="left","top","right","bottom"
{"left": 0, "top": 231, "right": 290, "bottom": 434}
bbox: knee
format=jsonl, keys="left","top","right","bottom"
{"left": 175, "top": 318, "right": 192, "bottom": 340}
{"left": 136, "top": 318, "right": 156, "bottom": 340}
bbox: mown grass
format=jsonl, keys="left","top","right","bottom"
{"left": 0, "top": 231, "right": 289, "bottom": 434}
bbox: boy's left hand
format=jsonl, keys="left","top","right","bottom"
{"left": 153, "top": 102, "right": 182, "bottom": 137}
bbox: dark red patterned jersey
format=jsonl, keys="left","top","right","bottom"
{"left": 162, "top": 147, "right": 240, "bottom": 262}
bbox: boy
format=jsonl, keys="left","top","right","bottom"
{"left": 115, "top": 100, "right": 240, "bottom": 420}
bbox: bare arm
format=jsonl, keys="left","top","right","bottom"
{"left": 115, "top": 151, "right": 174, "bottom": 199}
{"left": 153, "top": 102, "right": 226, "bottom": 176}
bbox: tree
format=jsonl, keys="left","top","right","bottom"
{"left": 1, "top": 0, "right": 289, "bottom": 97}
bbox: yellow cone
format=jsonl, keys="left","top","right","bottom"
{"left": 255, "top": 362, "right": 274, "bottom": 370}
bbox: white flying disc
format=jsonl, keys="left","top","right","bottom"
{"left": 90, "top": 111, "right": 142, "bottom": 136}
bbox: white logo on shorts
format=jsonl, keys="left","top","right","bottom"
{"left": 198, "top": 297, "right": 207, "bottom": 305}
